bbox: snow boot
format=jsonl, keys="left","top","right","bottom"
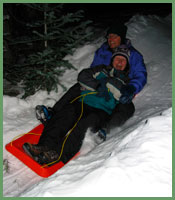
{"left": 23, "top": 142, "right": 49, "bottom": 157}
{"left": 94, "top": 128, "right": 107, "bottom": 144}
{"left": 98, "top": 128, "right": 107, "bottom": 141}
{"left": 35, "top": 105, "right": 53, "bottom": 124}
{"left": 36, "top": 150, "right": 60, "bottom": 165}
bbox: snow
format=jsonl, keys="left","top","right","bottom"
{"left": 3, "top": 14, "right": 172, "bottom": 197}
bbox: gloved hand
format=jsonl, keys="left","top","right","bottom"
{"left": 96, "top": 78, "right": 110, "bottom": 101}
{"left": 119, "top": 84, "right": 136, "bottom": 104}
{"left": 113, "top": 69, "right": 126, "bottom": 80}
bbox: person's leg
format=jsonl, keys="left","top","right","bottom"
{"left": 52, "top": 83, "right": 81, "bottom": 113}
{"left": 38, "top": 102, "right": 81, "bottom": 151}
{"left": 107, "top": 102, "right": 135, "bottom": 130}
{"left": 61, "top": 105, "right": 110, "bottom": 162}
{"left": 23, "top": 102, "right": 82, "bottom": 163}
{"left": 35, "top": 83, "right": 81, "bottom": 125}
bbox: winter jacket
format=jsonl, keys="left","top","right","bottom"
{"left": 90, "top": 39, "right": 147, "bottom": 94}
{"left": 78, "top": 65, "right": 129, "bottom": 115}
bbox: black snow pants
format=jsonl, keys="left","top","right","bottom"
{"left": 38, "top": 100, "right": 110, "bottom": 163}
{"left": 106, "top": 102, "right": 135, "bottom": 131}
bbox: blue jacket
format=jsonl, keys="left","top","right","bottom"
{"left": 90, "top": 40, "right": 147, "bottom": 94}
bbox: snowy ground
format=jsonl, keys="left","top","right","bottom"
{"left": 3, "top": 14, "right": 172, "bottom": 197}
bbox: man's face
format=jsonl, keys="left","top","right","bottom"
{"left": 112, "top": 55, "right": 127, "bottom": 71}
{"left": 107, "top": 33, "right": 121, "bottom": 49}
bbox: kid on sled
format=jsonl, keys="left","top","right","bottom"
{"left": 23, "top": 46, "right": 136, "bottom": 165}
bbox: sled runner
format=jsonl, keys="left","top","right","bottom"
{"left": 5, "top": 124, "right": 80, "bottom": 178}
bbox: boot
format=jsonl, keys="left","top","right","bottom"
{"left": 94, "top": 128, "right": 107, "bottom": 144}
{"left": 23, "top": 142, "right": 49, "bottom": 157}
{"left": 98, "top": 128, "right": 107, "bottom": 141}
{"left": 36, "top": 150, "right": 60, "bottom": 165}
{"left": 35, "top": 105, "right": 53, "bottom": 124}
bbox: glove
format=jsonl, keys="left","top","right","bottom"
{"left": 113, "top": 69, "right": 125, "bottom": 79}
{"left": 119, "top": 85, "right": 136, "bottom": 104}
{"left": 96, "top": 78, "right": 110, "bottom": 101}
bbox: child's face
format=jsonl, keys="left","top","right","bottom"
{"left": 112, "top": 55, "right": 127, "bottom": 71}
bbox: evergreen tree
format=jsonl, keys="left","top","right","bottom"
{"left": 4, "top": 3, "right": 93, "bottom": 98}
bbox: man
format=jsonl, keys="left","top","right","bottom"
{"left": 90, "top": 22, "right": 147, "bottom": 133}
{"left": 23, "top": 48, "right": 132, "bottom": 165}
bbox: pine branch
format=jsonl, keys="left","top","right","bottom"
{"left": 4, "top": 3, "right": 94, "bottom": 98}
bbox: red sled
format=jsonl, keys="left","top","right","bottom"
{"left": 5, "top": 124, "right": 80, "bottom": 178}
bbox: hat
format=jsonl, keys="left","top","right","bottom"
{"left": 112, "top": 45, "right": 130, "bottom": 64}
{"left": 107, "top": 22, "right": 127, "bottom": 44}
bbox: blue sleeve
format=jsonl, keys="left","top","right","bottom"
{"left": 90, "top": 43, "right": 112, "bottom": 68}
{"left": 90, "top": 49, "right": 100, "bottom": 68}
{"left": 129, "top": 50, "right": 147, "bottom": 94}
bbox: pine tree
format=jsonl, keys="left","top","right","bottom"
{"left": 4, "top": 4, "right": 93, "bottom": 98}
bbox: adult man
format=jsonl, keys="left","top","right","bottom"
{"left": 90, "top": 22, "right": 147, "bottom": 133}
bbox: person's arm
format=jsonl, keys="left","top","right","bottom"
{"left": 106, "top": 77, "right": 126, "bottom": 101}
{"left": 129, "top": 50, "right": 147, "bottom": 94}
{"left": 78, "top": 65, "right": 106, "bottom": 91}
{"left": 90, "top": 43, "right": 112, "bottom": 68}
{"left": 90, "top": 48, "right": 100, "bottom": 68}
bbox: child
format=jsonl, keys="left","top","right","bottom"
{"left": 23, "top": 46, "right": 135, "bottom": 165}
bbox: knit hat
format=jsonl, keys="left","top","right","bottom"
{"left": 107, "top": 22, "right": 127, "bottom": 44}
{"left": 112, "top": 45, "right": 130, "bottom": 64}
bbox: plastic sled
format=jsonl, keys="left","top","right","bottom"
{"left": 5, "top": 124, "right": 80, "bottom": 178}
